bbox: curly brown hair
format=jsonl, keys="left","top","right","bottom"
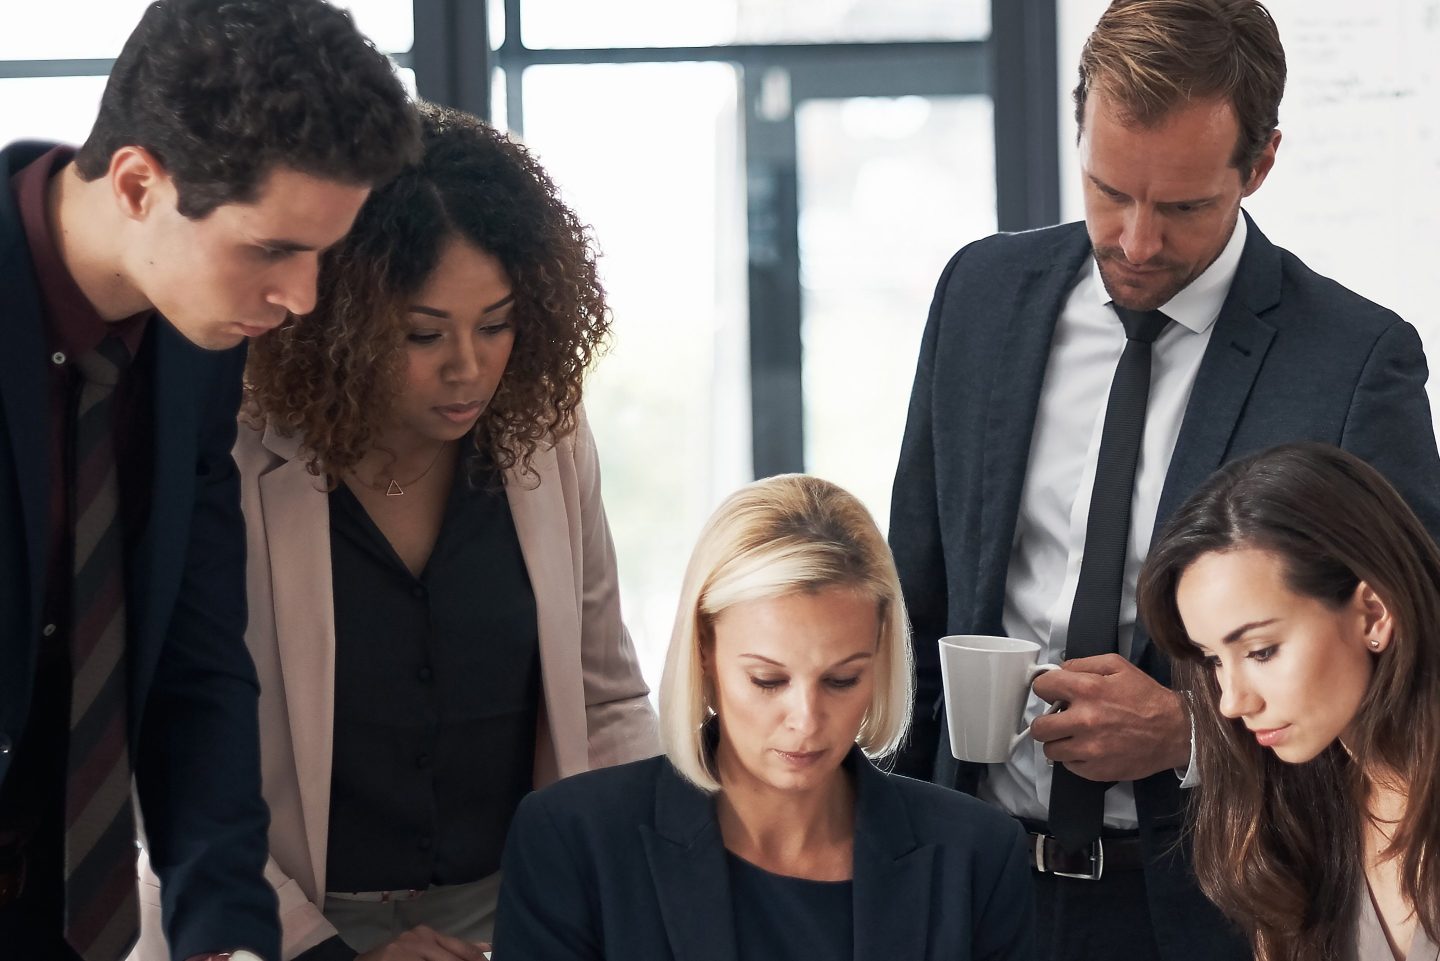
{"left": 245, "top": 102, "right": 610, "bottom": 483}
{"left": 76, "top": 0, "right": 419, "bottom": 218}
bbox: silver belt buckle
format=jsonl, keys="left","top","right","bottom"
{"left": 1033, "top": 834, "right": 1105, "bottom": 881}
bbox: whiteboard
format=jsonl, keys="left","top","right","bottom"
{"left": 1058, "top": 0, "right": 1440, "bottom": 415}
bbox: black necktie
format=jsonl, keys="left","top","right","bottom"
{"left": 1046, "top": 305, "right": 1171, "bottom": 855}
{"left": 65, "top": 335, "right": 139, "bottom": 961}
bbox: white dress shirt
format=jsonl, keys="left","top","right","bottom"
{"left": 979, "top": 214, "right": 1248, "bottom": 829}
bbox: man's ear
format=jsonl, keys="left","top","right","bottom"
{"left": 107, "top": 146, "right": 172, "bottom": 221}
{"left": 1241, "top": 129, "right": 1282, "bottom": 198}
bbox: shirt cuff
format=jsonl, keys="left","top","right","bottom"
{"left": 1174, "top": 690, "right": 1200, "bottom": 788}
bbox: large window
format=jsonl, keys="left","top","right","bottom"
{"left": 520, "top": 61, "right": 751, "bottom": 674}
{"left": 7, "top": 1, "right": 1051, "bottom": 695}
{"left": 485, "top": 1, "right": 1003, "bottom": 689}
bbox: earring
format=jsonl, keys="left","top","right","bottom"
{"left": 1368, "top": 638, "right": 1382, "bottom": 651}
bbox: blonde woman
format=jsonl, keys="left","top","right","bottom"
{"left": 493, "top": 475, "right": 1034, "bottom": 961}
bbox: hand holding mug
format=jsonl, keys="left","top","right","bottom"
{"left": 1028, "top": 653, "right": 1191, "bottom": 782}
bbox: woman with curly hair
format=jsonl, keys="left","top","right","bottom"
{"left": 133, "top": 103, "right": 659, "bottom": 961}
{"left": 1137, "top": 443, "right": 1440, "bottom": 961}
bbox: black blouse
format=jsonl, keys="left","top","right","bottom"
{"left": 727, "top": 851, "right": 854, "bottom": 961}
{"left": 324, "top": 458, "right": 540, "bottom": 892}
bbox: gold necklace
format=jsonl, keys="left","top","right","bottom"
{"left": 379, "top": 442, "right": 448, "bottom": 497}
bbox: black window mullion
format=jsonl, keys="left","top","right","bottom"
{"left": 989, "top": 0, "right": 1060, "bottom": 231}
{"left": 412, "top": 0, "right": 493, "bottom": 121}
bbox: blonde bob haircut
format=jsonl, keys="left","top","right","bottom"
{"left": 659, "top": 473, "right": 915, "bottom": 792}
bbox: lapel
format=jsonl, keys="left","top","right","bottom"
{"left": 976, "top": 227, "right": 1094, "bottom": 620}
{"left": 642, "top": 761, "right": 739, "bottom": 961}
{"left": 504, "top": 448, "right": 589, "bottom": 780}
{"left": 0, "top": 143, "right": 55, "bottom": 640}
{"left": 129, "top": 321, "right": 203, "bottom": 707}
{"left": 639, "top": 750, "right": 936, "bottom": 961}
{"left": 1138, "top": 212, "right": 1279, "bottom": 665}
{"left": 850, "top": 751, "right": 935, "bottom": 961}
{"left": 256, "top": 423, "right": 337, "bottom": 898}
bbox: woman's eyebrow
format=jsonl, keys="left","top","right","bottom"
{"left": 483, "top": 293, "right": 516, "bottom": 314}
{"left": 1223, "top": 618, "right": 1280, "bottom": 644}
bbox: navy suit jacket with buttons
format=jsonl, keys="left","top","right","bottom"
{"left": 0, "top": 141, "right": 279, "bottom": 960}
{"left": 889, "top": 212, "right": 1440, "bottom": 961}
{"left": 493, "top": 748, "right": 1035, "bottom": 961}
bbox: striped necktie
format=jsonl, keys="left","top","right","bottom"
{"left": 64, "top": 335, "right": 140, "bottom": 961}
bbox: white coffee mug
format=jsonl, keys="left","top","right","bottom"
{"left": 939, "top": 634, "right": 1060, "bottom": 764}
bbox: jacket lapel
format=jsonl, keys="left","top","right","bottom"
{"left": 976, "top": 228, "right": 1094, "bottom": 623}
{"left": 130, "top": 322, "right": 202, "bottom": 711}
{"left": 641, "top": 763, "right": 740, "bottom": 961}
{"left": 505, "top": 448, "right": 588, "bottom": 782}
{"left": 851, "top": 751, "right": 934, "bottom": 961}
{"left": 257, "top": 424, "right": 337, "bottom": 898}
{"left": 0, "top": 145, "right": 53, "bottom": 639}
{"left": 1138, "top": 213, "right": 1279, "bottom": 665}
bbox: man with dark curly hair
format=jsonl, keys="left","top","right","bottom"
{"left": 0, "top": 3, "right": 419, "bottom": 961}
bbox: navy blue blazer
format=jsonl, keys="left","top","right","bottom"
{"left": 493, "top": 749, "right": 1035, "bottom": 961}
{"left": 0, "top": 142, "right": 279, "bottom": 959}
{"left": 889, "top": 213, "right": 1440, "bottom": 961}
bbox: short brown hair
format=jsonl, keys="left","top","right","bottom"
{"left": 245, "top": 102, "right": 609, "bottom": 482}
{"left": 1074, "top": 0, "right": 1286, "bottom": 177}
{"left": 76, "top": 0, "right": 419, "bottom": 219}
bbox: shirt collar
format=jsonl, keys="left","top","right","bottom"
{"left": 11, "top": 144, "right": 150, "bottom": 359}
{"left": 1090, "top": 209, "right": 1248, "bottom": 335}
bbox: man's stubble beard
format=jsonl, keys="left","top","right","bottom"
{"left": 1093, "top": 205, "right": 1241, "bottom": 312}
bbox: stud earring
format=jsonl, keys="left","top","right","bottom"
{"left": 1368, "top": 638, "right": 1382, "bottom": 651}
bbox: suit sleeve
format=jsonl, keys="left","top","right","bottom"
{"left": 570, "top": 407, "right": 660, "bottom": 768}
{"left": 889, "top": 249, "right": 966, "bottom": 780}
{"left": 971, "top": 824, "right": 1037, "bottom": 961}
{"left": 133, "top": 348, "right": 280, "bottom": 961}
{"left": 1340, "top": 319, "right": 1440, "bottom": 541}
{"left": 132, "top": 851, "right": 338, "bottom": 961}
{"left": 492, "top": 791, "right": 604, "bottom": 961}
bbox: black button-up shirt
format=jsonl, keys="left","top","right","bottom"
{"left": 325, "top": 458, "right": 540, "bottom": 892}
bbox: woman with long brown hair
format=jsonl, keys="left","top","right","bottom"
{"left": 1137, "top": 442, "right": 1439, "bottom": 961}
{"left": 132, "top": 102, "right": 658, "bottom": 961}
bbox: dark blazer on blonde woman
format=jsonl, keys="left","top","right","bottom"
{"left": 493, "top": 747, "right": 1035, "bottom": 961}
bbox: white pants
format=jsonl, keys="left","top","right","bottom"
{"left": 323, "top": 871, "right": 501, "bottom": 952}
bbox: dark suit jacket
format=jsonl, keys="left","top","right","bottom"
{"left": 889, "top": 213, "right": 1440, "bottom": 961}
{"left": 494, "top": 750, "right": 1035, "bottom": 961}
{"left": 0, "top": 142, "right": 279, "bottom": 960}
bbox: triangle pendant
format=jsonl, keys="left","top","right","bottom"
{"left": 386, "top": 480, "right": 404, "bottom": 496}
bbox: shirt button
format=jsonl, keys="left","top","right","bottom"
{"left": 51, "top": 351, "right": 66, "bottom": 365}
{"left": 42, "top": 623, "right": 56, "bottom": 637}
{"left": 417, "top": 666, "right": 433, "bottom": 683}
{"left": 416, "top": 753, "right": 432, "bottom": 770}
{"left": 418, "top": 836, "right": 433, "bottom": 851}
{"left": 411, "top": 585, "right": 426, "bottom": 599}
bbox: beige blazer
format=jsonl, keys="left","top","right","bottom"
{"left": 132, "top": 408, "right": 659, "bottom": 959}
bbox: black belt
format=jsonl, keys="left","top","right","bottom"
{"left": 1018, "top": 819, "right": 1146, "bottom": 880}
